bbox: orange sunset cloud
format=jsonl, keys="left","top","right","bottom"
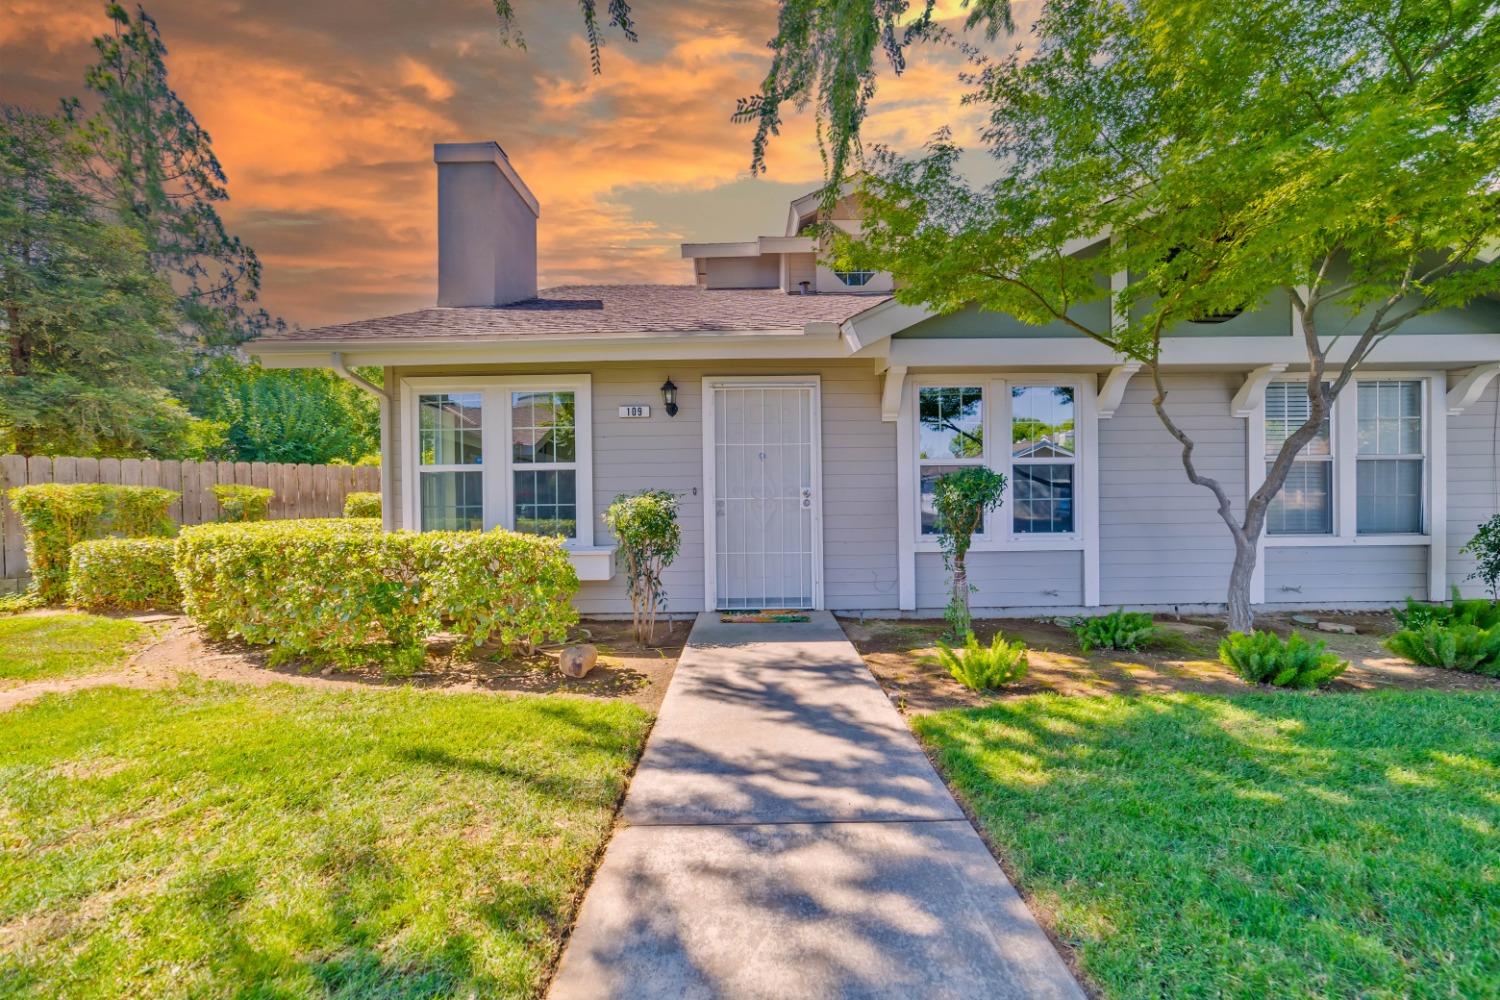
{"left": 1, "top": 0, "right": 1011, "bottom": 327}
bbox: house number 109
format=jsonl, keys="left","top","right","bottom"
{"left": 618, "top": 404, "right": 651, "bottom": 418}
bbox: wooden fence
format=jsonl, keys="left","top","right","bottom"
{"left": 0, "top": 455, "right": 380, "bottom": 589}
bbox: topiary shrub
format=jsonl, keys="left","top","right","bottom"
{"left": 1385, "top": 623, "right": 1500, "bottom": 675}
{"left": 1218, "top": 630, "right": 1348, "bottom": 689}
{"left": 937, "top": 631, "right": 1029, "bottom": 691}
{"left": 603, "top": 490, "right": 681, "bottom": 644}
{"left": 932, "top": 466, "right": 1007, "bottom": 636}
{"left": 343, "top": 491, "right": 381, "bottom": 518}
{"left": 174, "top": 519, "right": 576, "bottom": 674}
{"left": 1072, "top": 609, "right": 1158, "bottom": 651}
{"left": 211, "top": 484, "right": 273, "bottom": 522}
{"left": 68, "top": 538, "right": 181, "bottom": 611}
{"left": 7, "top": 484, "right": 178, "bottom": 603}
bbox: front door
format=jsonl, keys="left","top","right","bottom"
{"left": 706, "top": 380, "right": 821, "bottom": 610}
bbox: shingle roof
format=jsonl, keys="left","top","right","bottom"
{"left": 256, "top": 284, "right": 891, "bottom": 344}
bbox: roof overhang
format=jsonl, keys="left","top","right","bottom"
{"left": 680, "top": 235, "right": 817, "bottom": 259}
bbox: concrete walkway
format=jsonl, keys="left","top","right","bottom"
{"left": 548, "top": 612, "right": 1084, "bottom": 1000}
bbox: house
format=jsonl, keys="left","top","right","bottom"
{"left": 247, "top": 141, "right": 1500, "bottom": 617}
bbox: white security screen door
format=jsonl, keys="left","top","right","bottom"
{"left": 708, "top": 381, "right": 821, "bottom": 610}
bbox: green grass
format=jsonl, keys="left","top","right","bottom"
{"left": 0, "top": 681, "right": 651, "bottom": 999}
{"left": 0, "top": 613, "right": 147, "bottom": 684}
{"left": 914, "top": 691, "right": 1500, "bottom": 1000}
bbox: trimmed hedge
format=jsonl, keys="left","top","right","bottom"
{"left": 211, "top": 484, "right": 273, "bottom": 522}
{"left": 343, "top": 491, "right": 381, "bottom": 518}
{"left": 68, "top": 538, "right": 181, "bottom": 612}
{"left": 174, "top": 519, "right": 577, "bottom": 673}
{"left": 7, "top": 484, "right": 178, "bottom": 602}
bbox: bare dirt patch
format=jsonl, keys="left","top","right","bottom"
{"left": 840, "top": 611, "right": 1500, "bottom": 713}
{"left": 0, "top": 616, "right": 688, "bottom": 713}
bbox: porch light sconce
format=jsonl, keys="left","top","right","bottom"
{"left": 660, "top": 377, "right": 679, "bottom": 417}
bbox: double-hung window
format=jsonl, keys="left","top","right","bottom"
{"left": 1356, "top": 379, "right": 1424, "bottom": 534}
{"left": 1265, "top": 381, "right": 1333, "bottom": 535}
{"left": 917, "top": 386, "right": 985, "bottom": 536}
{"left": 914, "top": 379, "right": 1088, "bottom": 543}
{"left": 1263, "top": 376, "right": 1429, "bottom": 540}
{"left": 406, "top": 376, "right": 594, "bottom": 545}
{"left": 1010, "top": 385, "right": 1076, "bottom": 534}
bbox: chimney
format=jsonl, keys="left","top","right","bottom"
{"left": 434, "top": 142, "right": 540, "bottom": 306}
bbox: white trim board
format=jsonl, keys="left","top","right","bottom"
{"left": 700, "top": 375, "right": 826, "bottom": 611}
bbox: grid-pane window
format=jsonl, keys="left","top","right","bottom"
{"left": 1265, "top": 382, "right": 1333, "bottom": 535}
{"left": 917, "top": 387, "right": 985, "bottom": 535}
{"left": 418, "top": 392, "right": 484, "bottom": 531}
{"left": 511, "top": 391, "right": 578, "bottom": 538}
{"left": 1011, "top": 385, "right": 1075, "bottom": 534}
{"left": 1356, "top": 380, "right": 1423, "bottom": 534}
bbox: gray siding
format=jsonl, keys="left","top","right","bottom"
{"left": 1447, "top": 378, "right": 1500, "bottom": 597}
{"left": 389, "top": 360, "right": 898, "bottom": 615}
{"left": 1099, "top": 374, "right": 1245, "bottom": 606}
{"left": 1264, "top": 545, "right": 1427, "bottom": 605}
{"left": 916, "top": 550, "right": 1082, "bottom": 612}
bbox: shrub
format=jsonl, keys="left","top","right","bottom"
{"left": 68, "top": 538, "right": 181, "bottom": 611}
{"left": 1072, "top": 609, "right": 1158, "bottom": 651}
{"left": 343, "top": 491, "right": 381, "bottom": 518}
{"left": 1392, "top": 587, "right": 1500, "bottom": 631}
{"left": 937, "top": 631, "right": 1029, "bottom": 691}
{"left": 1385, "top": 623, "right": 1500, "bottom": 676}
{"left": 1218, "top": 630, "right": 1348, "bottom": 689}
{"left": 1461, "top": 514, "right": 1500, "bottom": 598}
{"left": 932, "top": 466, "right": 1007, "bottom": 636}
{"left": 7, "top": 484, "right": 178, "bottom": 603}
{"left": 211, "top": 484, "right": 273, "bottom": 522}
{"left": 174, "top": 519, "right": 576, "bottom": 674}
{"left": 603, "top": 490, "right": 681, "bottom": 644}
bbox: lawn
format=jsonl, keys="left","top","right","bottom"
{"left": 0, "top": 681, "right": 651, "bottom": 999}
{"left": 0, "top": 613, "right": 148, "bottom": 685}
{"left": 914, "top": 691, "right": 1500, "bottom": 999}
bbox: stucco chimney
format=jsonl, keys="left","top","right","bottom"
{"left": 434, "top": 141, "right": 540, "bottom": 306}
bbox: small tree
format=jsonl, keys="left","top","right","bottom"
{"left": 1461, "top": 515, "right": 1500, "bottom": 600}
{"left": 931, "top": 467, "right": 1006, "bottom": 636}
{"left": 603, "top": 490, "right": 681, "bottom": 644}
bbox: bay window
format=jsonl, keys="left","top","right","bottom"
{"left": 403, "top": 376, "right": 594, "bottom": 546}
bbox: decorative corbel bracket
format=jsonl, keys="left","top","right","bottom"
{"left": 880, "top": 365, "right": 908, "bottom": 422}
{"left": 1446, "top": 362, "right": 1500, "bottom": 416}
{"left": 1096, "top": 361, "right": 1143, "bottom": 419}
{"left": 1230, "top": 363, "right": 1289, "bottom": 418}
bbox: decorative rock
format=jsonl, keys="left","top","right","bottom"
{"left": 1316, "top": 621, "right": 1357, "bottom": 635}
{"left": 1291, "top": 614, "right": 1319, "bottom": 626}
{"left": 560, "top": 644, "right": 598, "bottom": 679}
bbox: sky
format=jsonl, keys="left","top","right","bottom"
{"left": 1, "top": 1, "right": 1020, "bottom": 328}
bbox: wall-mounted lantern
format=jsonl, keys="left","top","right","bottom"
{"left": 660, "top": 377, "right": 679, "bottom": 417}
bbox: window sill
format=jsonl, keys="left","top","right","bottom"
{"left": 1263, "top": 534, "right": 1431, "bottom": 548}
{"left": 565, "top": 544, "right": 617, "bottom": 581}
{"left": 915, "top": 538, "right": 1086, "bottom": 554}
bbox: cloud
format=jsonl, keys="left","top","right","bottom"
{"left": 2, "top": 0, "right": 1004, "bottom": 327}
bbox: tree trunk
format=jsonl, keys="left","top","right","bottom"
{"left": 950, "top": 553, "right": 970, "bottom": 636}
{"left": 1226, "top": 535, "right": 1257, "bottom": 634}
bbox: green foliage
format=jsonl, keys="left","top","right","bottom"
{"left": 0, "top": 591, "right": 42, "bottom": 615}
{"left": 1385, "top": 623, "right": 1500, "bottom": 677}
{"left": 0, "top": 107, "right": 197, "bottom": 458}
{"left": 7, "top": 483, "right": 177, "bottom": 602}
{"left": 1218, "top": 630, "right": 1348, "bottom": 689}
{"left": 174, "top": 519, "right": 578, "bottom": 674}
{"left": 937, "top": 630, "right": 1029, "bottom": 691}
{"left": 1392, "top": 587, "right": 1500, "bottom": 631}
{"left": 932, "top": 466, "right": 1006, "bottom": 635}
{"left": 186, "top": 357, "right": 380, "bottom": 464}
{"left": 343, "top": 491, "right": 381, "bottom": 518}
{"left": 1460, "top": 515, "right": 1500, "bottom": 599}
{"left": 1072, "top": 609, "right": 1159, "bottom": 652}
{"left": 68, "top": 537, "right": 180, "bottom": 611}
{"left": 211, "top": 484, "right": 272, "bottom": 522}
{"left": 603, "top": 490, "right": 681, "bottom": 644}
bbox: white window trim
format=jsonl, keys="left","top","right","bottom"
{"left": 1248, "top": 371, "right": 1448, "bottom": 601}
{"left": 398, "top": 375, "right": 596, "bottom": 549}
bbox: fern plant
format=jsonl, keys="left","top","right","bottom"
{"left": 1386, "top": 623, "right": 1500, "bottom": 676}
{"left": 1392, "top": 587, "right": 1500, "bottom": 630}
{"left": 937, "top": 631, "right": 1029, "bottom": 691}
{"left": 1218, "top": 630, "right": 1348, "bottom": 689}
{"left": 1072, "top": 609, "right": 1158, "bottom": 652}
